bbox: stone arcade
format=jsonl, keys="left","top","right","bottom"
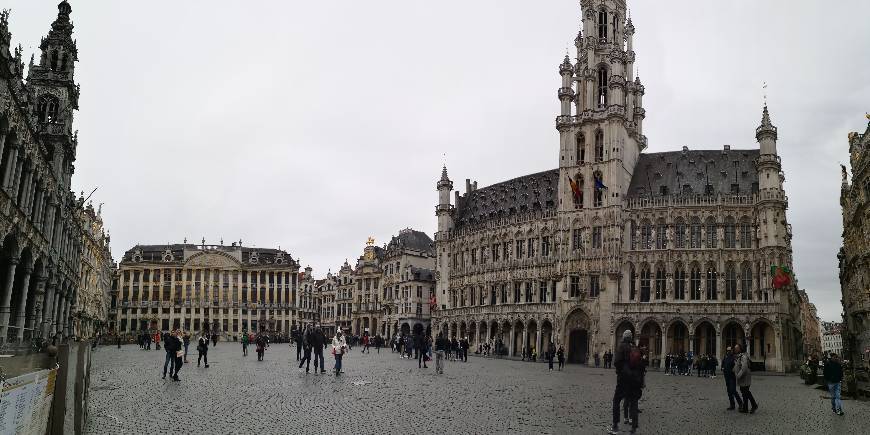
{"left": 432, "top": 0, "right": 802, "bottom": 372}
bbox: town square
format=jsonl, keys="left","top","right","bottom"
{"left": 0, "top": 0, "right": 869, "bottom": 434}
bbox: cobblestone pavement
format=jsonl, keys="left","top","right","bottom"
{"left": 85, "top": 344, "right": 868, "bottom": 434}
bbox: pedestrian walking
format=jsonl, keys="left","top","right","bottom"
{"left": 722, "top": 347, "right": 743, "bottom": 410}
{"left": 547, "top": 342, "right": 555, "bottom": 371}
{"left": 332, "top": 330, "right": 348, "bottom": 375}
{"left": 182, "top": 332, "right": 191, "bottom": 363}
{"left": 162, "top": 331, "right": 176, "bottom": 379}
{"left": 434, "top": 332, "right": 448, "bottom": 374}
{"left": 823, "top": 353, "right": 845, "bottom": 416}
{"left": 609, "top": 330, "right": 643, "bottom": 434}
{"left": 299, "top": 326, "right": 313, "bottom": 373}
{"left": 733, "top": 343, "right": 758, "bottom": 414}
{"left": 197, "top": 333, "right": 210, "bottom": 368}
{"left": 312, "top": 327, "right": 326, "bottom": 374}
{"left": 294, "top": 328, "right": 303, "bottom": 361}
{"left": 557, "top": 345, "right": 565, "bottom": 371}
{"left": 170, "top": 330, "right": 184, "bottom": 381}
{"left": 256, "top": 333, "right": 267, "bottom": 361}
{"left": 116, "top": 333, "right": 122, "bottom": 349}
{"left": 211, "top": 333, "right": 217, "bottom": 347}
{"left": 241, "top": 332, "right": 249, "bottom": 356}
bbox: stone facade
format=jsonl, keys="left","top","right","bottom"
{"left": 110, "top": 241, "right": 299, "bottom": 339}
{"left": 0, "top": 2, "right": 103, "bottom": 346}
{"left": 839, "top": 117, "right": 870, "bottom": 367}
{"left": 74, "top": 201, "right": 113, "bottom": 339}
{"left": 351, "top": 240, "right": 384, "bottom": 335}
{"left": 432, "top": 0, "right": 802, "bottom": 372}
{"left": 798, "top": 289, "right": 822, "bottom": 358}
{"left": 380, "top": 229, "right": 436, "bottom": 338}
{"left": 315, "top": 273, "right": 337, "bottom": 337}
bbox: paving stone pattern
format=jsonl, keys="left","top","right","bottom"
{"left": 85, "top": 344, "right": 868, "bottom": 434}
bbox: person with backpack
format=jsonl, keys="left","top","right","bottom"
{"left": 610, "top": 330, "right": 643, "bottom": 435}
{"left": 733, "top": 343, "right": 758, "bottom": 414}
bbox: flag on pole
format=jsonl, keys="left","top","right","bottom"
{"left": 567, "top": 175, "right": 582, "bottom": 200}
{"left": 595, "top": 177, "right": 608, "bottom": 190}
{"left": 770, "top": 265, "right": 792, "bottom": 289}
{"left": 429, "top": 295, "right": 437, "bottom": 311}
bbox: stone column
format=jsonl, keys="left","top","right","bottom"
{"left": 522, "top": 327, "right": 529, "bottom": 356}
{"left": 11, "top": 159, "right": 23, "bottom": 202}
{"left": 2, "top": 145, "right": 18, "bottom": 190}
{"left": 42, "top": 281, "right": 56, "bottom": 338}
{"left": 536, "top": 325, "right": 543, "bottom": 357}
{"left": 660, "top": 329, "right": 667, "bottom": 369}
{"left": 29, "top": 273, "right": 47, "bottom": 337}
{"left": 0, "top": 258, "right": 20, "bottom": 341}
{"left": 61, "top": 295, "right": 70, "bottom": 337}
{"left": 689, "top": 333, "right": 695, "bottom": 355}
{"left": 509, "top": 326, "right": 516, "bottom": 357}
{"left": 716, "top": 328, "right": 724, "bottom": 367}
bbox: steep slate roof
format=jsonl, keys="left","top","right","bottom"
{"left": 408, "top": 266, "right": 435, "bottom": 282}
{"left": 626, "top": 148, "right": 760, "bottom": 199}
{"left": 386, "top": 229, "right": 434, "bottom": 255}
{"left": 454, "top": 169, "right": 559, "bottom": 229}
{"left": 122, "top": 243, "right": 293, "bottom": 265}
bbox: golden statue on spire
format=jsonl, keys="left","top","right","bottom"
{"left": 366, "top": 236, "right": 375, "bottom": 246}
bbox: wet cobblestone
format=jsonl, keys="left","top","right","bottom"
{"left": 85, "top": 344, "right": 868, "bottom": 434}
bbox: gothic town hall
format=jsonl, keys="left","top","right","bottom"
{"left": 432, "top": 0, "right": 802, "bottom": 372}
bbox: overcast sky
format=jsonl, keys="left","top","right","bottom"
{"left": 5, "top": 1, "right": 868, "bottom": 321}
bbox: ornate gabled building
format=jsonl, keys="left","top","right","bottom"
{"left": 74, "top": 200, "right": 113, "bottom": 339}
{"left": 351, "top": 239, "right": 385, "bottom": 335}
{"left": 297, "top": 266, "right": 317, "bottom": 327}
{"left": 111, "top": 241, "right": 299, "bottom": 339}
{"left": 432, "top": 0, "right": 802, "bottom": 372}
{"left": 797, "top": 289, "right": 822, "bottom": 358}
{"left": 0, "top": 2, "right": 98, "bottom": 346}
{"left": 839, "top": 117, "right": 870, "bottom": 367}
{"left": 380, "top": 228, "right": 436, "bottom": 337}
{"left": 335, "top": 260, "right": 354, "bottom": 332}
{"left": 315, "top": 272, "right": 338, "bottom": 337}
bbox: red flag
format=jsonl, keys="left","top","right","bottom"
{"left": 567, "top": 176, "right": 582, "bottom": 201}
{"left": 770, "top": 265, "right": 792, "bottom": 289}
{"left": 429, "top": 295, "right": 437, "bottom": 310}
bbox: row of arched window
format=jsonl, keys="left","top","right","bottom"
{"left": 628, "top": 262, "right": 763, "bottom": 303}
{"left": 451, "top": 280, "right": 558, "bottom": 308}
{"left": 575, "top": 130, "right": 605, "bottom": 164}
{"left": 629, "top": 216, "right": 753, "bottom": 250}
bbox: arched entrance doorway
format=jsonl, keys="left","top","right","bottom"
{"left": 694, "top": 321, "right": 717, "bottom": 356}
{"left": 468, "top": 322, "right": 476, "bottom": 346}
{"left": 541, "top": 320, "right": 553, "bottom": 349}
{"left": 639, "top": 321, "right": 662, "bottom": 366}
{"left": 722, "top": 321, "right": 745, "bottom": 354}
{"left": 564, "top": 309, "right": 591, "bottom": 364}
{"left": 412, "top": 323, "right": 423, "bottom": 336}
{"left": 668, "top": 321, "right": 689, "bottom": 354}
{"left": 750, "top": 319, "right": 776, "bottom": 370}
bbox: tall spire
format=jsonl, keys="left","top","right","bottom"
{"left": 756, "top": 104, "right": 778, "bottom": 142}
{"left": 440, "top": 165, "right": 450, "bottom": 182}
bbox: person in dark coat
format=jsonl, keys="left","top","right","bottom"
{"left": 294, "top": 329, "right": 303, "bottom": 361}
{"left": 546, "top": 342, "right": 556, "bottom": 371}
{"left": 823, "top": 353, "right": 845, "bottom": 415}
{"left": 312, "top": 327, "right": 326, "bottom": 374}
{"left": 197, "top": 334, "right": 210, "bottom": 368}
{"left": 298, "top": 326, "right": 312, "bottom": 372}
{"left": 162, "top": 331, "right": 177, "bottom": 379}
{"left": 722, "top": 347, "right": 743, "bottom": 410}
{"left": 610, "top": 330, "right": 642, "bottom": 434}
{"left": 733, "top": 343, "right": 757, "bottom": 414}
{"left": 557, "top": 345, "right": 565, "bottom": 371}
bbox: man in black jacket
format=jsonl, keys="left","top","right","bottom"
{"left": 722, "top": 347, "right": 743, "bottom": 410}
{"left": 823, "top": 353, "right": 845, "bottom": 415}
{"left": 162, "top": 331, "right": 176, "bottom": 379}
{"left": 414, "top": 333, "right": 425, "bottom": 368}
{"left": 610, "top": 330, "right": 642, "bottom": 434}
{"left": 311, "top": 327, "right": 326, "bottom": 374}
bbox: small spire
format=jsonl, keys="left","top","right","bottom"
{"left": 756, "top": 103, "right": 778, "bottom": 141}
{"left": 440, "top": 165, "right": 450, "bottom": 182}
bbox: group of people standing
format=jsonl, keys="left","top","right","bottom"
{"left": 593, "top": 350, "right": 613, "bottom": 368}
{"left": 665, "top": 352, "right": 719, "bottom": 377}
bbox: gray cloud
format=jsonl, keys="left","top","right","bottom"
{"left": 5, "top": 1, "right": 867, "bottom": 321}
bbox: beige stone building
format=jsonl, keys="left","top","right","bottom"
{"left": 432, "top": 0, "right": 803, "bottom": 372}
{"left": 297, "top": 266, "right": 318, "bottom": 328}
{"left": 111, "top": 241, "right": 299, "bottom": 339}
{"left": 0, "top": 2, "right": 101, "bottom": 346}
{"left": 315, "top": 273, "right": 337, "bottom": 337}
{"left": 381, "top": 229, "right": 436, "bottom": 337}
{"left": 839, "top": 117, "right": 870, "bottom": 366}
{"left": 351, "top": 240, "right": 384, "bottom": 335}
{"left": 797, "top": 289, "right": 822, "bottom": 358}
{"left": 335, "top": 261, "right": 354, "bottom": 333}
{"left": 74, "top": 201, "right": 113, "bottom": 339}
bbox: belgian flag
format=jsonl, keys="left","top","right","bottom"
{"left": 770, "top": 265, "right": 792, "bottom": 289}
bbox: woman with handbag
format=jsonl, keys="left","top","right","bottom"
{"left": 332, "top": 330, "right": 348, "bottom": 375}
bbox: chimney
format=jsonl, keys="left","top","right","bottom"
{"left": 723, "top": 144, "right": 731, "bottom": 151}
{"left": 465, "top": 179, "right": 471, "bottom": 194}
{"left": 472, "top": 181, "right": 478, "bottom": 191}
